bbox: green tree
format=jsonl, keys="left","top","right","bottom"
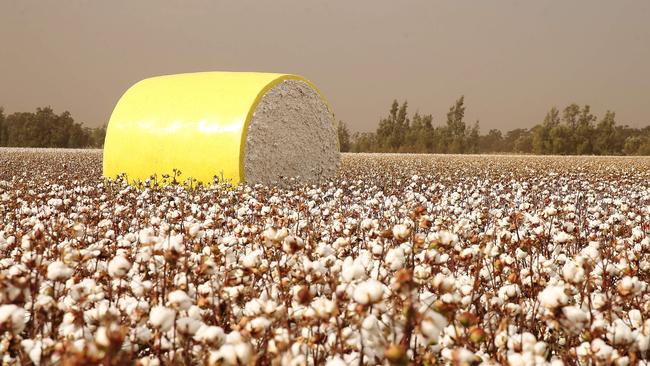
{"left": 623, "top": 136, "right": 643, "bottom": 155}
{"left": 480, "top": 129, "right": 504, "bottom": 153}
{"left": 291, "top": 99, "right": 649, "bottom": 157}
{"left": 404, "top": 112, "right": 434, "bottom": 152}
{"left": 337, "top": 121, "right": 351, "bottom": 152}
{"left": 376, "top": 100, "right": 410, "bottom": 152}
{"left": 549, "top": 124, "right": 572, "bottom": 154}
{"left": 393, "top": 101, "right": 409, "bottom": 150}
{"left": 0, "top": 107, "right": 5, "bottom": 146}
{"left": 446, "top": 96, "right": 466, "bottom": 153}
{"left": 563, "top": 104, "right": 581, "bottom": 129}
{"left": 532, "top": 107, "right": 560, "bottom": 154}
{"left": 503, "top": 128, "right": 529, "bottom": 153}
{"left": 467, "top": 121, "right": 480, "bottom": 153}
{"left": 574, "top": 105, "right": 596, "bottom": 154}
{"left": 431, "top": 126, "right": 448, "bottom": 153}
{"left": 514, "top": 133, "right": 533, "bottom": 153}
{"left": 636, "top": 135, "right": 650, "bottom": 155}
{"left": 5, "top": 112, "right": 34, "bottom": 147}
{"left": 92, "top": 124, "right": 107, "bottom": 148}
{"left": 376, "top": 100, "right": 399, "bottom": 151}
{"left": 593, "top": 111, "right": 618, "bottom": 155}
{"left": 1, "top": 107, "right": 100, "bottom": 148}
{"left": 351, "top": 132, "right": 377, "bottom": 153}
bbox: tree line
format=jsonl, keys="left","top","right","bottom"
{"left": 2, "top": 102, "right": 649, "bottom": 155}
{"left": 338, "top": 98, "right": 650, "bottom": 155}
{"left": 0, "top": 107, "right": 106, "bottom": 148}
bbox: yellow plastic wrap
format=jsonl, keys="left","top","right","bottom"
{"left": 103, "top": 72, "right": 325, "bottom": 185}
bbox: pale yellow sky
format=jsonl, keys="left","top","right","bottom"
{"left": 1, "top": 1, "right": 648, "bottom": 132}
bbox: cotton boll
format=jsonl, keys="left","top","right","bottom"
{"left": 316, "top": 243, "right": 335, "bottom": 257}
{"left": 0, "top": 305, "right": 25, "bottom": 333}
{"left": 553, "top": 232, "right": 572, "bottom": 244}
{"left": 637, "top": 323, "right": 650, "bottom": 352}
{"left": 163, "top": 233, "right": 184, "bottom": 253}
{"left": 133, "top": 326, "right": 153, "bottom": 344}
{"left": 562, "top": 306, "right": 587, "bottom": 323}
{"left": 326, "top": 357, "right": 348, "bottom": 366}
{"left": 104, "top": 229, "right": 115, "bottom": 239}
{"left": 21, "top": 339, "right": 51, "bottom": 365}
{"left": 392, "top": 224, "right": 410, "bottom": 241}
{"left": 361, "top": 314, "right": 379, "bottom": 332}
{"left": 36, "top": 294, "right": 54, "bottom": 310}
{"left": 515, "top": 248, "right": 528, "bottom": 260}
{"left": 139, "top": 227, "right": 156, "bottom": 245}
{"left": 241, "top": 251, "right": 261, "bottom": 269}
{"left": 615, "top": 356, "right": 630, "bottom": 366}
{"left": 562, "top": 260, "right": 584, "bottom": 284}
{"left": 137, "top": 356, "right": 160, "bottom": 366}
{"left": 434, "top": 253, "right": 449, "bottom": 264}
{"left": 371, "top": 241, "right": 384, "bottom": 257}
{"left": 591, "top": 293, "right": 607, "bottom": 310}
{"left": 236, "top": 343, "right": 254, "bottom": 364}
{"left": 628, "top": 309, "right": 643, "bottom": 329}
{"left": 588, "top": 338, "right": 614, "bottom": 361}
{"left": 432, "top": 273, "right": 456, "bottom": 293}
{"left": 187, "top": 305, "right": 203, "bottom": 320}
{"left": 607, "top": 319, "right": 633, "bottom": 345}
{"left": 353, "top": 279, "right": 384, "bottom": 305}
{"left": 341, "top": 257, "right": 367, "bottom": 283}
{"left": 247, "top": 316, "right": 271, "bottom": 333}
{"left": 225, "top": 330, "right": 245, "bottom": 345}
{"left": 243, "top": 299, "right": 263, "bottom": 317}
{"left": 333, "top": 237, "right": 350, "bottom": 250}
{"left": 311, "top": 297, "right": 336, "bottom": 319}
{"left": 445, "top": 347, "right": 477, "bottom": 364}
{"left": 95, "top": 326, "right": 110, "bottom": 347}
{"left": 533, "top": 341, "right": 547, "bottom": 356}
{"left": 108, "top": 255, "right": 131, "bottom": 279}
{"left": 580, "top": 243, "right": 601, "bottom": 263}
{"left": 543, "top": 207, "right": 557, "bottom": 217}
{"left": 420, "top": 322, "right": 441, "bottom": 345}
{"left": 149, "top": 306, "right": 176, "bottom": 332}
{"left": 498, "top": 284, "right": 520, "bottom": 300}
{"left": 420, "top": 311, "right": 448, "bottom": 344}
{"left": 385, "top": 247, "right": 405, "bottom": 270}
{"left": 282, "top": 235, "right": 304, "bottom": 253}
{"left": 188, "top": 223, "right": 201, "bottom": 238}
{"left": 360, "top": 218, "right": 374, "bottom": 231}
{"left": 168, "top": 290, "right": 192, "bottom": 310}
{"left": 508, "top": 352, "right": 528, "bottom": 366}
{"left": 47, "top": 261, "right": 73, "bottom": 281}
{"left": 215, "top": 342, "right": 252, "bottom": 366}
{"left": 215, "top": 344, "right": 239, "bottom": 365}
{"left": 538, "top": 285, "right": 568, "bottom": 310}
{"left": 617, "top": 276, "right": 643, "bottom": 296}
{"left": 176, "top": 317, "right": 202, "bottom": 336}
{"left": 562, "top": 306, "right": 590, "bottom": 332}
{"left": 131, "top": 280, "right": 146, "bottom": 298}
{"left": 194, "top": 325, "right": 225, "bottom": 346}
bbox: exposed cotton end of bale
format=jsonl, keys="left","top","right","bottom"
{"left": 244, "top": 80, "right": 340, "bottom": 185}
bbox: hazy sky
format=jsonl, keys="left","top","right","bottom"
{"left": 1, "top": 1, "right": 649, "bottom": 132}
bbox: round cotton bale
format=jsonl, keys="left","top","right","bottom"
{"left": 103, "top": 72, "right": 340, "bottom": 185}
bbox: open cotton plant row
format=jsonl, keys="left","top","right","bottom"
{"left": 1, "top": 149, "right": 650, "bottom": 365}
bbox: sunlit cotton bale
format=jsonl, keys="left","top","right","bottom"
{"left": 103, "top": 72, "right": 340, "bottom": 186}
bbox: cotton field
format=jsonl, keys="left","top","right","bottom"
{"left": 1, "top": 148, "right": 650, "bottom": 365}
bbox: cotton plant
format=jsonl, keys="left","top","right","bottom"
{"left": 0, "top": 149, "right": 650, "bottom": 364}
